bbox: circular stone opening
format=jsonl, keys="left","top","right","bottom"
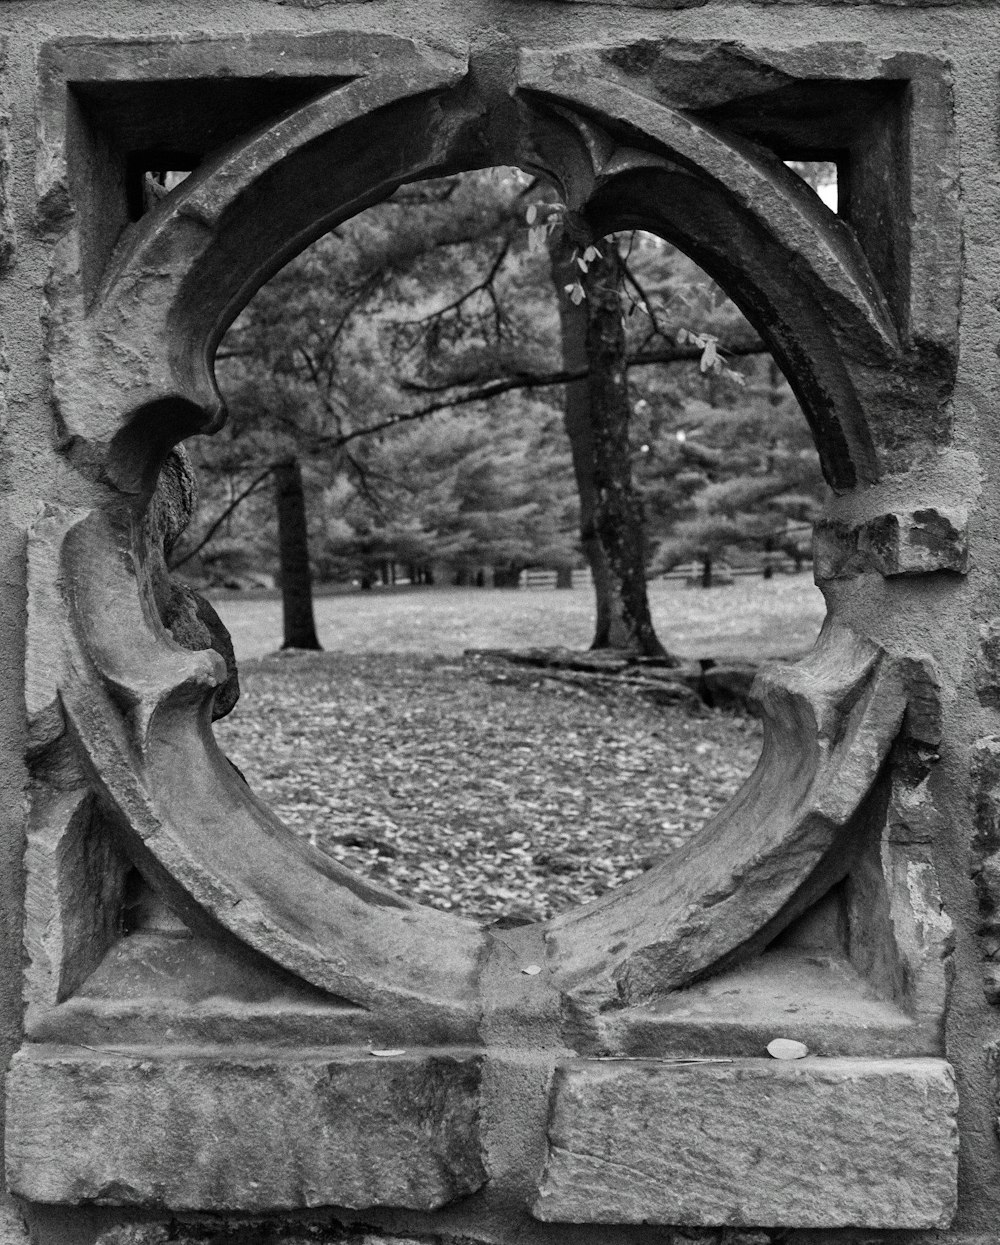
{"left": 163, "top": 167, "right": 829, "bottom": 924}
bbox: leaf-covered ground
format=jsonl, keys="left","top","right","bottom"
{"left": 214, "top": 651, "right": 763, "bottom": 923}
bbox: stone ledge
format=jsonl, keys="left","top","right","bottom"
{"left": 5, "top": 1046, "right": 485, "bottom": 1212}
{"left": 533, "top": 1057, "right": 957, "bottom": 1228}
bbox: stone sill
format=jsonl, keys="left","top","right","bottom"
{"left": 535, "top": 1056, "right": 958, "bottom": 1228}
{"left": 6, "top": 1045, "right": 957, "bottom": 1229}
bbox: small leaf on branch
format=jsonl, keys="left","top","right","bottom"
{"left": 583, "top": 245, "right": 602, "bottom": 263}
{"left": 565, "top": 282, "right": 586, "bottom": 306}
{"left": 526, "top": 205, "right": 538, "bottom": 225}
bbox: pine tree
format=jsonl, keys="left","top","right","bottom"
{"left": 646, "top": 394, "right": 826, "bottom": 586}
{"left": 174, "top": 170, "right": 800, "bottom": 643}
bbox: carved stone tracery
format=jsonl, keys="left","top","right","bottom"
{"left": 6, "top": 29, "right": 965, "bottom": 1238}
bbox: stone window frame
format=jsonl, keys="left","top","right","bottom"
{"left": 25, "top": 28, "right": 962, "bottom": 1031}
{"left": 8, "top": 31, "right": 964, "bottom": 1229}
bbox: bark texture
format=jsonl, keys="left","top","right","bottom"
{"left": 552, "top": 237, "right": 672, "bottom": 660}
{"left": 274, "top": 456, "right": 322, "bottom": 650}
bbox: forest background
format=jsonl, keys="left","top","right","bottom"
{"left": 168, "top": 164, "right": 834, "bottom": 658}
{"left": 154, "top": 163, "right": 837, "bottom": 918}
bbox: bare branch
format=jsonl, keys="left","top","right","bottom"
{"left": 632, "top": 336, "right": 767, "bottom": 366}
{"left": 325, "top": 273, "right": 383, "bottom": 357}
{"left": 389, "top": 241, "right": 511, "bottom": 330}
{"left": 309, "top": 370, "right": 586, "bottom": 451}
{"left": 395, "top": 334, "right": 770, "bottom": 398}
{"left": 168, "top": 466, "right": 276, "bottom": 569}
{"left": 343, "top": 449, "right": 388, "bottom": 518}
{"left": 295, "top": 346, "right": 323, "bottom": 387}
{"left": 621, "top": 259, "right": 666, "bottom": 336}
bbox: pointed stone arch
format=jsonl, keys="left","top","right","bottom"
{"left": 58, "top": 42, "right": 901, "bottom": 495}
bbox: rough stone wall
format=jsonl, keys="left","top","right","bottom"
{"left": 2, "top": 3, "right": 1000, "bottom": 1245}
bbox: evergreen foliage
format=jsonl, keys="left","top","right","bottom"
{"left": 176, "top": 168, "right": 828, "bottom": 600}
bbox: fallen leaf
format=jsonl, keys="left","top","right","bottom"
{"left": 214, "top": 650, "right": 764, "bottom": 924}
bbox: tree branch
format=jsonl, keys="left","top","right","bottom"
{"left": 389, "top": 240, "right": 511, "bottom": 330}
{"left": 343, "top": 450, "right": 389, "bottom": 518}
{"left": 168, "top": 466, "right": 276, "bottom": 569}
{"left": 632, "top": 336, "right": 767, "bottom": 366}
{"left": 177, "top": 331, "right": 773, "bottom": 563}
{"left": 396, "top": 335, "right": 770, "bottom": 397}
{"left": 310, "top": 371, "right": 586, "bottom": 451}
{"left": 621, "top": 258, "right": 665, "bottom": 335}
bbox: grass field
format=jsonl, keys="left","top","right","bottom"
{"left": 212, "top": 574, "right": 826, "bottom": 664}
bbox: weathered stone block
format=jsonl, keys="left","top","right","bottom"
{"left": 815, "top": 509, "right": 968, "bottom": 579}
{"left": 858, "top": 508, "right": 968, "bottom": 576}
{"left": 534, "top": 1057, "right": 957, "bottom": 1228}
{"left": 6, "top": 1047, "right": 485, "bottom": 1212}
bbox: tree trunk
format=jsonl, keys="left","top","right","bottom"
{"left": 552, "top": 236, "right": 673, "bottom": 660}
{"left": 274, "top": 456, "right": 322, "bottom": 650}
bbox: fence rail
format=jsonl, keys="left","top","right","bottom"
{"left": 519, "top": 563, "right": 806, "bottom": 589}
{"left": 517, "top": 569, "right": 594, "bottom": 590}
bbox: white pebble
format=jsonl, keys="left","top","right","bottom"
{"left": 766, "top": 1038, "right": 809, "bottom": 1060}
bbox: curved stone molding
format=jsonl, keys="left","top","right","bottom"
{"left": 28, "top": 503, "right": 907, "bottom": 1028}
{"left": 546, "top": 621, "right": 907, "bottom": 1012}
{"left": 517, "top": 57, "right": 904, "bottom": 492}
{"left": 519, "top": 52, "right": 897, "bottom": 355}
{"left": 46, "top": 47, "right": 905, "bottom": 499}
{"left": 18, "top": 30, "right": 945, "bottom": 1021}
{"left": 24, "top": 40, "right": 933, "bottom": 1034}
{"left": 32, "top": 505, "right": 485, "bottom": 1033}
{"left": 10, "top": 32, "right": 967, "bottom": 1234}
{"left": 45, "top": 39, "right": 470, "bottom": 475}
